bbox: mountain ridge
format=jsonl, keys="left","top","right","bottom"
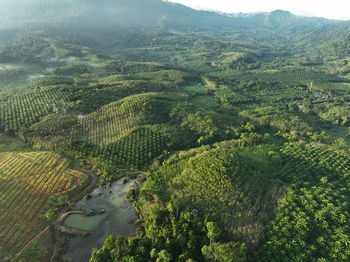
{"left": 1, "top": 0, "right": 350, "bottom": 59}
{"left": 0, "top": 0, "right": 342, "bottom": 30}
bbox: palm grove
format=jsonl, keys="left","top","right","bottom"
{"left": 0, "top": 0, "right": 350, "bottom": 261}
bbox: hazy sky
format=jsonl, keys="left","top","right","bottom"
{"left": 168, "top": 0, "right": 350, "bottom": 20}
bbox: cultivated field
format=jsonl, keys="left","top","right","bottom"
{"left": 0, "top": 151, "right": 89, "bottom": 260}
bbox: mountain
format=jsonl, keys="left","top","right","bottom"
{"left": 1, "top": 0, "right": 350, "bottom": 58}
{"left": 0, "top": 0, "right": 233, "bottom": 30}
{"left": 2, "top": 1, "right": 350, "bottom": 262}
{"left": 0, "top": 0, "right": 339, "bottom": 31}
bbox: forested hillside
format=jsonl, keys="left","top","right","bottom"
{"left": 0, "top": 0, "right": 350, "bottom": 261}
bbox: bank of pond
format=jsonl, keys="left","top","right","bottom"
{"left": 60, "top": 178, "right": 139, "bottom": 262}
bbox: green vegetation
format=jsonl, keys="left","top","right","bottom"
{"left": 1, "top": 1, "right": 350, "bottom": 261}
{"left": 0, "top": 85, "right": 71, "bottom": 135}
{"left": 0, "top": 150, "right": 88, "bottom": 260}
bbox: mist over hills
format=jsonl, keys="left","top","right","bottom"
{"left": 2, "top": 1, "right": 350, "bottom": 262}
{"left": 0, "top": 0, "right": 345, "bottom": 30}
{"left": 1, "top": 0, "right": 350, "bottom": 59}
{"left": 0, "top": 0, "right": 233, "bottom": 29}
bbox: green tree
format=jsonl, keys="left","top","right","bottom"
{"left": 202, "top": 242, "right": 247, "bottom": 262}
{"left": 90, "top": 247, "right": 111, "bottom": 262}
{"left": 156, "top": 249, "right": 172, "bottom": 262}
{"left": 206, "top": 222, "right": 221, "bottom": 244}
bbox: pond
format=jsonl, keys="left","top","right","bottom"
{"left": 61, "top": 178, "right": 139, "bottom": 262}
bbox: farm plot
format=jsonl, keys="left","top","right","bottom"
{"left": 279, "top": 143, "right": 350, "bottom": 184}
{"left": 22, "top": 92, "right": 174, "bottom": 150}
{"left": 67, "top": 127, "right": 169, "bottom": 170}
{"left": 79, "top": 94, "right": 147, "bottom": 146}
{"left": 214, "top": 88, "right": 252, "bottom": 104}
{"left": 0, "top": 151, "right": 89, "bottom": 259}
{"left": 0, "top": 87, "right": 70, "bottom": 134}
{"left": 251, "top": 87, "right": 312, "bottom": 105}
{"left": 21, "top": 96, "right": 145, "bottom": 149}
{"left": 190, "top": 95, "right": 220, "bottom": 111}
{"left": 76, "top": 92, "right": 172, "bottom": 147}
{"left": 21, "top": 113, "right": 81, "bottom": 150}
{"left": 100, "top": 127, "right": 168, "bottom": 169}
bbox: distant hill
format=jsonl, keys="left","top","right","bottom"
{"left": 228, "top": 10, "right": 334, "bottom": 32}
{"left": 0, "top": 0, "right": 338, "bottom": 31}
{"left": 0, "top": 0, "right": 233, "bottom": 30}
{"left": 1, "top": 0, "right": 350, "bottom": 58}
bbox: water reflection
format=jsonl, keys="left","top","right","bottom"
{"left": 61, "top": 179, "right": 138, "bottom": 262}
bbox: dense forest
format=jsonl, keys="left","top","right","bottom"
{"left": 1, "top": 0, "right": 350, "bottom": 261}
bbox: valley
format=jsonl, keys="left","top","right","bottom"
{"left": 0, "top": 0, "right": 350, "bottom": 261}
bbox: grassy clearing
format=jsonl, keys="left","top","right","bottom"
{"left": 328, "top": 125, "right": 350, "bottom": 145}
{"left": 17, "top": 230, "right": 53, "bottom": 262}
{"left": 295, "top": 111, "right": 350, "bottom": 146}
{"left": 181, "top": 84, "right": 211, "bottom": 94}
{"left": 0, "top": 133, "right": 30, "bottom": 152}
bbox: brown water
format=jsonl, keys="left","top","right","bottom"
{"left": 61, "top": 179, "right": 138, "bottom": 262}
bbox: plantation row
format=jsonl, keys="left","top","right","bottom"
{"left": 189, "top": 95, "right": 220, "bottom": 111}
{"left": 181, "top": 85, "right": 212, "bottom": 94}
{"left": 21, "top": 92, "right": 174, "bottom": 150}
{"left": 214, "top": 88, "right": 252, "bottom": 104}
{"left": 0, "top": 152, "right": 87, "bottom": 194}
{"left": 0, "top": 87, "right": 70, "bottom": 134}
{"left": 26, "top": 77, "right": 74, "bottom": 90}
{"left": 258, "top": 143, "right": 350, "bottom": 261}
{"left": 208, "top": 69, "right": 345, "bottom": 87}
{"left": 251, "top": 87, "right": 312, "bottom": 105}
{"left": 67, "top": 127, "right": 168, "bottom": 170}
{"left": 21, "top": 114, "right": 79, "bottom": 150}
{"left": 254, "top": 70, "right": 344, "bottom": 84}
{"left": 205, "top": 70, "right": 348, "bottom": 107}
{"left": 204, "top": 76, "right": 322, "bottom": 107}
{"left": 0, "top": 152, "right": 88, "bottom": 257}
{"left": 278, "top": 143, "right": 350, "bottom": 184}
{"left": 100, "top": 127, "right": 168, "bottom": 169}
{"left": 80, "top": 94, "right": 148, "bottom": 145}
{"left": 0, "top": 83, "right": 28, "bottom": 104}
{"left": 259, "top": 183, "right": 350, "bottom": 261}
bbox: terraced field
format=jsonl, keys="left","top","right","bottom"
{"left": 0, "top": 151, "right": 89, "bottom": 259}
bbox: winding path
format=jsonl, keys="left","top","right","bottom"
{"left": 14, "top": 211, "right": 83, "bottom": 260}
{"left": 15, "top": 166, "right": 97, "bottom": 261}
